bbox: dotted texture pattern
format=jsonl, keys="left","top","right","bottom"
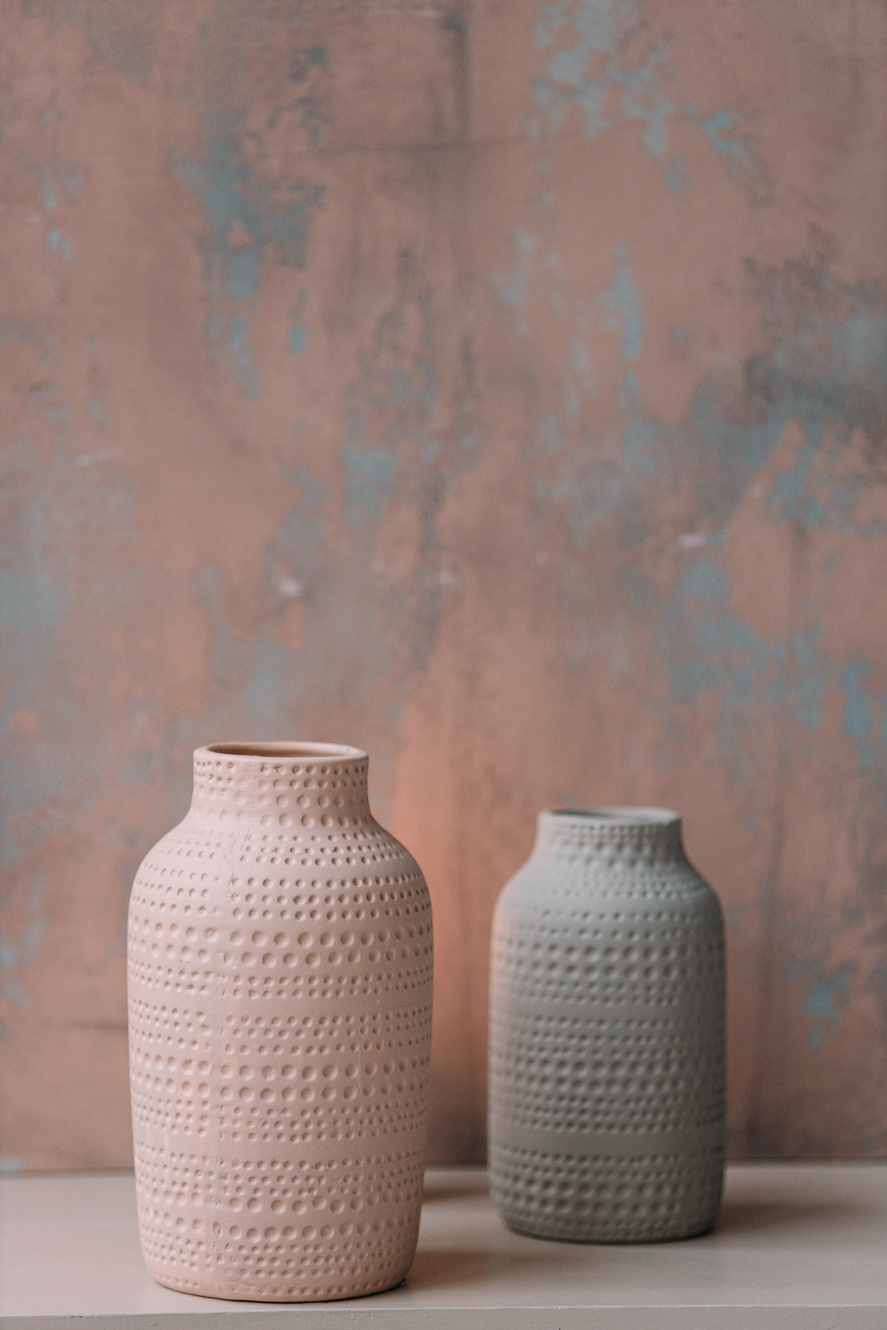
{"left": 488, "top": 810, "right": 725, "bottom": 1243}
{"left": 127, "top": 746, "right": 433, "bottom": 1301}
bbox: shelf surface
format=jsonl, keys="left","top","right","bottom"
{"left": 2, "top": 1163, "right": 886, "bottom": 1329}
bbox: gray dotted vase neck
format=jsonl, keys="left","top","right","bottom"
{"left": 488, "top": 808, "right": 725, "bottom": 1242}
{"left": 127, "top": 743, "right": 433, "bottom": 1301}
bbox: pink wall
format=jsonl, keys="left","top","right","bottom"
{"left": 2, "top": 0, "right": 886, "bottom": 1169}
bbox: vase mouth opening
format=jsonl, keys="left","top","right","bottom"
{"left": 548, "top": 806, "right": 680, "bottom": 826}
{"left": 202, "top": 741, "right": 367, "bottom": 762}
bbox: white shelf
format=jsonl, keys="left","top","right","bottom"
{"left": 2, "top": 1164, "right": 886, "bottom": 1328}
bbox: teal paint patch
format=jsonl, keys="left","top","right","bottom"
{"left": 38, "top": 160, "right": 84, "bottom": 214}
{"left": 289, "top": 324, "right": 308, "bottom": 354}
{"left": 662, "top": 556, "right": 785, "bottom": 772}
{"left": 804, "top": 962, "right": 854, "bottom": 1050}
{"left": 790, "top": 628, "right": 827, "bottom": 728}
{"left": 177, "top": 105, "right": 325, "bottom": 390}
{"left": 285, "top": 47, "right": 332, "bottom": 146}
{"left": 0, "top": 322, "right": 46, "bottom": 348}
{"left": 288, "top": 45, "right": 327, "bottom": 80}
{"left": 0, "top": 1159, "right": 24, "bottom": 1172}
{"left": 841, "top": 659, "right": 887, "bottom": 798}
{"left": 761, "top": 279, "right": 887, "bottom": 534}
{"left": 842, "top": 659, "right": 873, "bottom": 740}
{"left": 342, "top": 445, "right": 397, "bottom": 525}
{"left": 491, "top": 225, "right": 538, "bottom": 341}
{"left": 176, "top": 134, "right": 324, "bottom": 297}
{"left": 46, "top": 228, "right": 74, "bottom": 261}
{"left": 614, "top": 244, "right": 887, "bottom": 539}
{"left": 0, "top": 436, "right": 139, "bottom": 873}
{"left": 686, "top": 103, "right": 772, "bottom": 206}
{"left": 529, "top": 1, "right": 777, "bottom": 195}
{"left": 519, "top": 234, "right": 885, "bottom": 787}
{"left": 23, "top": 1, "right": 157, "bottom": 85}
{"left": 530, "top": 0, "right": 686, "bottom": 189}
{"left": 0, "top": 876, "right": 47, "bottom": 1009}
{"left": 225, "top": 312, "right": 260, "bottom": 397}
{"left": 657, "top": 555, "right": 836, "bottom": 776}
{"left": 599, "top": 248, "right": 643, "bottom": 362}
{"left": 0, "top": 565, "right": 65, "bottom": 635}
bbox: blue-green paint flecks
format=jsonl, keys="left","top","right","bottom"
{"left": 599, "top": 248, "right": 643, "bottom": 362}
{"left": 289, "top": 324, "right": 308, "bottom": 355}
{"left": 0, "top": 437, "right": 141, "bottom": 874}
{"left": 491, "top": 225, "right": 538, "bottom": 341}
{"left": 38, "top": 160, "right": 84, "bottom": 214}
{"left": 342, "top": 445, "right": 397, "bottom": 526}
{"left": 530, "top": 0, "right": 686, "bottom": 191}
{"left": 790, "top": 628, "right": 828, "bottom": 729}
{"left": 177, "top": 116, "right": 325, "bottom": 391}
{"left": 766, "top": 303, "right": 887, "bottom": 536}
{"left": 685, "top": 103, "right": 772, "bottom": 205}
{"left": 530, "top": 1, "right": 777, "bottom": 197}
{"left": 805, "top": 962, "right": 855, "bottom": 1050}
{"left": 841, "top": 659, "right": 887, "bottom": 800}
{"left": 46, "top": 228, "right": 75, "bottom": 261}
{"left": 843, "top": 659, "right": 874, "bottom": 741}
{"left": 286, "top": 47, "right": 331, "bottom": 147}
{"left": 22, "top": 1, "right": 157, "bottom": 86}
{"left": 0, "top": 876, "right": 47, "bottom": 1009}
{"left": 657, "top": 557, "right": 841, "bottom": 781}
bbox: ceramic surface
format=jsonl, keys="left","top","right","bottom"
{"left": 489, "top": 808, "right": 725, "bottom": 1242}
{"left": 127, "top": 742, "right": 433, "bottom": 1300}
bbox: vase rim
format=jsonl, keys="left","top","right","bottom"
{"left": 199, "top": 740, "right": 367, "bottom": 762}
{"left": 544, "top": 806, "right": 680, "bottom": 825}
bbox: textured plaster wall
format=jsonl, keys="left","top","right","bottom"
{"left": 1, "top": 0, "right": 886, "bottom": 1169}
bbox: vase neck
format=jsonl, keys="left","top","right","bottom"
{"left": 534, "top": 807, "right": 685, "bottom": 864}
{"left": 189, "top": 743, "right": 372, "bottom": 826}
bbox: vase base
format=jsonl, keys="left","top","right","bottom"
{"left": 148, "top": 1267, "right": 411, "bottom": 1303}
{"left": 498, "top": 1212, "right": 718, "bottom": 1244}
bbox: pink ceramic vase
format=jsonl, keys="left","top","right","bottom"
{"left": 127, "top": 742, "right": 433, "bottom": 1301}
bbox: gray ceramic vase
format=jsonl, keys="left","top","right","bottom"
{"left": 488, "top": 807, "right": 725, "bottom": 1242}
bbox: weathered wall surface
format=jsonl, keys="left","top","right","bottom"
{"left": 1, "top": 0, "right": 885, "bottom": 1169}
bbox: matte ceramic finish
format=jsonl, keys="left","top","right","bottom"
{"left": 127, "top": 743, "right": 433, "bottom": 1301}
{"left": 489, "top": 809, "right": 725, "bottom": 1242}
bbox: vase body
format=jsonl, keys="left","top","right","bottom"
{"left": 127, "top": 743, "right": 433, "bottom": 1301}
{"left": 489, "top": 808, "right": 725, "bottom": 1243}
